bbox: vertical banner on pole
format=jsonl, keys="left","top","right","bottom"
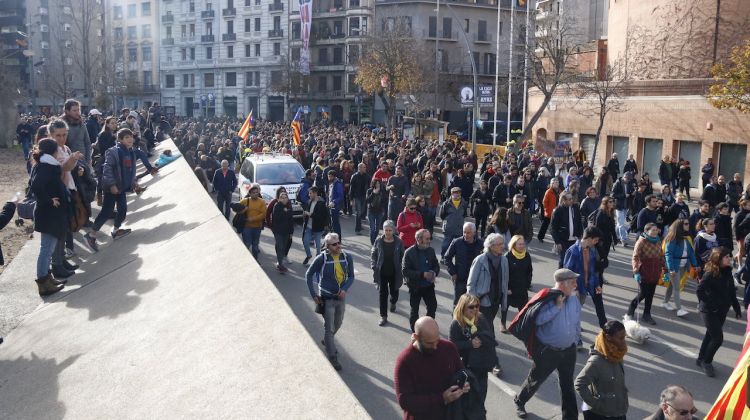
{"left": 299, "top": 0, "right": 313, "bottom": 75}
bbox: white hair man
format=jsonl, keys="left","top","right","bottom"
{"left": 445, "top": 222, "right": 483, "bottom": 305}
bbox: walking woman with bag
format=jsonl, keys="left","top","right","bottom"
{"left": 575, "top": 320, "right": 629, "bottom": 420}
{"left": 370, "top": 220, "right": 404, "bottom": 326}
{"left": 627, "top": 223, "right": 664, "bottom": 325}
{"left": 449, "top": 293, "right": 497, "bottom": 407}
{"left": 663, "top": 219, "right": 700, "bottom": 317}
{"left": 271, "top": 191, "right": 294, "bottom": 273}
{"left": 695, "top": 247, "right": 742, "bottom": 377}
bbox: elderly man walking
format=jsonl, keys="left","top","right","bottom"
{"left": 305, "top": 233, "right": 354, "bottom": 371}
{"left": 403, "top": 229, "right": 441, "bottom": 332}
{"left": 212, "top": 160, "right": 237, "bottom": 219}
{"left": 445, "top": 222, "right": 483, "bottom": 305}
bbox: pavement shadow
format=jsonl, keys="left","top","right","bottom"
{"left": 0, "top": 353, "right": 80, "bottom": 420}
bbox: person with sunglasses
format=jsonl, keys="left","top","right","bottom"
{"left": 645, "top": 385, "right": 699, "bottom": 420}
{"left": 305, "top": 233, "right": 355, "bottom": 371}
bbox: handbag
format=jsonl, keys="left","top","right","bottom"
{"left": 231, "top": 208, "right": 246, "bottom": 233}
{"left": 314, "top": 299, "right": 325, "bottom": 315}
{"left": 17, "top": 197, "right": 36, "bottom": 220}
{"left": 68, "top": 189, "right": 88, "bottom": 232}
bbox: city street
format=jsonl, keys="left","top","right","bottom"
{"left": 250, "top": 211, "right": 742, "bottom": 419}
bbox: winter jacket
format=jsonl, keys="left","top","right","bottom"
{"left": 402, "top": 245, "right": 440, "bottom": 289}
{"left": 632, "top": 235, "right": 665, "bottom": 284}
{"left": 594, "top": 210, "right": 617, "bottom": 251}
{"left": 411, "top": 180, "right": 435, "bottom": 204}
{"left": 550, "top": 205, "right": 583, "bottom": 244}
{"left": 370, "top": 236, "right": 405, "bottom": 287}
{"left": 349, "top": 171, "right": 370, "bottom": 200}
{"left": 611, "top": 178, "right": 634, "bottom": 211}
{"left": 240, "top": 197, "right": 267, "bottom": 229}
{"left": 445, "top": 237, "right": 484, "bottom": 283}
{"left": 100, "top": 144, "right": 137, "bottom": 193}
{"left": 542, "top": 188, "right": 559, "bottom": 218}
{"left": 702, "top": 184, "right": 721, "bottom": 208}
{"left": 31, "top": 158, "right": 69, "bottom": 240}
{"left": 86, "top": 116, "right": 100, "bottom": 145}
{"left": 734, "top": 209, "right": 750, "bottom": 239}
{"left": 439, "top": 198, "right": 468, "bottom": 238}
{"left": 689, "top": 209, "right": 710, "bottom": 238}
{"left": 303, "top": 199, "right": 329, "bottom": 232}
{"left": 0, "top": 202, "right": 16, "bottom": 265}
{"left": 623, "top": 159, "right": 638, "bottom": 175}
{"left": 467, "top": 252, "right": 509, "bottom": 310}
{"left": 271, "top": 201, "right": 294, "bottom": 235}
{"left": 211, "top": 169, "right": 238, "bottom": 193}
{"left": 396, "top": 210, "right": 424, "bottom": 249}
{"left": 694, "top": 231, "right": 719, "bottom": 268}
{"left": 664, "top": 238, "right": 698, "bottom": 272}
{"left": 493, "top": 183, "right": 517, "bottom": 208}
{"left": 305, "top": 250, "right": 355, "bottom": 299}
{"left": 366, "top": 188, "right": 386, "bottom": 215}
{"left": 667, "top": 202, "right": 690, "bottom": 225}
{"left": 714, "top": 213, "right": 734, "bottom": 249}
{"left": 636, "top": 208, "right": 660, "bottom": 234}
{"left": 658, "top": 160, "right": 673, "bottom": 185}
{"left": 449, "top": 316, "right": 497, "bottom": 372}
{"left": 469, "top": 189, "right": 492, "bottom": 219}
{"left": 64, "top": 117, "right": 92, "bottom": 166}
{"left": 506, "top": 251, "right": 532, "bottom": 308}
{"left": 563, "top": 241, "right": 601, "bottom": 297}
{"left": 326, "top": 179, "right": 344, "bottom": 211}
{"left": 697, "top": 267, "right": 741, "bottom": 316}
{"left": 297, "top": 177, "right": 313, "bottom": 206}
{"left": 508, "top": 208, "right": 533, "bottom": 242}
{"left": 575, "top": 349, "right": 629, "bottom": 418}
{"left": 594, "top": 173, "right": 613, "bottom": 197}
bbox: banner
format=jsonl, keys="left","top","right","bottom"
{"left": 554, "top": 138, "right": 572, "bottom": 158}
{"left": 299, "top": 0, "right": 312, "bottom": 75}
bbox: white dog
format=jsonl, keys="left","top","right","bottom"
{"left": 623, "top": 315, "right": 651, "bottom": 344}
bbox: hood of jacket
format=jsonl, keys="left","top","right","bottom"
{"left": 697, "top": 231, "right": 717, "bottom": 242}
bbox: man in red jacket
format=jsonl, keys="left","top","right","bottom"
{"left": 397, "top": 198, "right": 423, "bottom": 249}
{"left": 394, "top": 316, "right": 469, "bottom": 420}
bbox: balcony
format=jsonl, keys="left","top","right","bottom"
{"left": 423, "top": 29, "right": 458, "bottom": 41}
{"left": 201, "top": 10, "right": 215, "bottom": 19}
{"left": 473, "top": 33, "right": 491, "bottom": 44}
{"left": 268, "top": 29, "right": 284, "bottom": 38}
{"left": 179, "top": 35, "right": 196, "bottom": 43}
{"left": 222, "top": 33, "right": 236, "bottom": 41}
{"left": 268, "top": 3, "right": 284, "bottom": 12}
{"left": 222, "top": 8, "right": 236, "bottom": 17}
{"left": 201, "top": 34, "right": 215, "bottom": 43}
{"left": 162, "top": 14, "right": 174, "bottom": 23}
{"left": 162, "top": 37, "right": 175, "bottom": 46}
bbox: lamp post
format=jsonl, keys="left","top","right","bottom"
{"left": 443, "top": 2, "right": 478, "bottom": 149}
{"left": 434, "top": 0, "right": 439, "bottom": 120}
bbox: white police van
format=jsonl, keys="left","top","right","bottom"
{"left": 237, "top": 153, "right": 305, "bottom": 218}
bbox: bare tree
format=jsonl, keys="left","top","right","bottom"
{"left": 521, "top": 10, "right": 582, "bottom": 140}
{"left": 571, "top": 57, "right": 630, "bottom": 165}
{"left": 62, "top": 0, "right": 105, "bottom": 103}
{"left": 43, "top": 25, "right": 75, "bottom": 106}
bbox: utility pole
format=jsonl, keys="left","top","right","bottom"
{"left": 435, "top": 0, "right": 440, "bottom": 119}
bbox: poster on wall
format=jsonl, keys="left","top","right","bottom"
{"left": 299, "top": 0, "right": 313, "bottom": 75}
{"left": 554, "top": 138, "right": 572, "bottom": 160}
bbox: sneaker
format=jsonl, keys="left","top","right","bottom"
{"left": 389, "top": 302, "right": 397, "bottom": 313}
{"left": 676, "top": 308, "right": 689, "bottom": 317}
{"left": 702, "top": 362, "right": 715, "bottom": 377}
{"left": 303, "top": 256, "right": 311, "bottom": 266}
{"left": 492, "top": 365, "right": 503, "bottom": 377}
{"left": 514, "top": 399, "right": 527, "bottom": 419}
{"left": 64, "top": 248, "right": 75, "bottom": 259}
{"left": 378, "top": 317, "right": 387, "bottom": 326}
{"left": 329, "top": 356, "right": 342, "bottom": 371}
{"left": 662, "top": 302, "right": 676, "bottom": 311}
{"left": 642, "top": 314, "right": 657, "bottom": 325}
{"left": 84, "top": 233, "right": 99, "bottom": 252}
{"left": 276, "top": 264, "right": 288, "bottom": 273}
{"left": 111, "top": 228, "right": 132, "bottom": 240}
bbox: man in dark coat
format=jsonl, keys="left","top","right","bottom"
{"left": 550, "top": 191, "right": 583, "bottom": 268}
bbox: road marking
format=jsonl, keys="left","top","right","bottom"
{"left": 488, "top": 373, "right": 517, "bottom": 397}
{"left": 650, "top": 335, "right": 698, "bottom": 358}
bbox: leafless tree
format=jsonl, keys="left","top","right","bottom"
{"left": 62, "top": 0, "right": 105, "bottom": 103}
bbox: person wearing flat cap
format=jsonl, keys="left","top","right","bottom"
{"left": 514, "top": 268, "right": 582, "bottom": 420}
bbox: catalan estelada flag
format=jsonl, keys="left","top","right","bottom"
{"left": 291, "top": 108, "right": 302, "bottom": 146}
{"left": 707, "top": 323, "right": 750, "bottom": 419}
{"left": 237, "top": 109, "right": 254, "bottom": 140}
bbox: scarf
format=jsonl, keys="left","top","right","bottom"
{"left": 511, "top": 247, "right": 527, "bottom": 260}
{"left": 594, "top": 330, "right": 627, "bottom": 363}
{"left": 463, "top": 317, "right": 477, "bottom": 334}
{"left": 643, "top": 233, "right": 659, "bottom": 244}
{"left": 697, "top": 231, "right": 717, "bottom": 243}
{"left": 487, "top": 252, "right": 501, "bottom": 270}
{"left": 452, "top": 198, "right": 461, "bottom": 208}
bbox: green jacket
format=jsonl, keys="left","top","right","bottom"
{"left": 575, "top": 348, "right": 629, "bottom": 417}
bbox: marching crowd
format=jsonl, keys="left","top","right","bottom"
{"left": 9, "top": 105, "right": 742, "bottom": 419}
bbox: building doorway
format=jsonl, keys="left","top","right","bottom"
{"left": 185, "top": 97, "right": 194, "bottom": 117}
{"left": 267, "top": 96, "right": 284, "bottom": 121}
{"left": 677, "top": 141, "right": 701, "bottom": 188}
{"left": 579, "top": 134, "right": 596, "bottom": 163}
{"left": 718, "top": 143, "right": 748, "bottom": 180}
{"left": 611, "top": 136, "right": 629, "bottom": 173}
{"left": 223, "top": 96, "right": 238, "bottom": 118}
{"left": 332, "top": 104, "right": 344, "bottom": 122}
{"left": 641, "top": 138, "right": 663, "bottom": 181}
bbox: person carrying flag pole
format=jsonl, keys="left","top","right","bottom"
{"left": 237, "top": 109, "right": 254, "bottom": 140}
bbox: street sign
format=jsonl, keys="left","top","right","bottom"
{"left": 478, "top": 85, "right": 494, "bottom": 108}
{"left": 302, "top": 105, "right": 310, "bottom": 114}
{"left": 460, "top": 86, "right": 473, "bottom": 108}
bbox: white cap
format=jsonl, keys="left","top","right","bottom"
{"left": 89, "top": 108, "right": 102, "bottom": 116}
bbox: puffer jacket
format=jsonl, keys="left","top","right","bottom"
{"left": 439, "top": 198, "right": 468, "bottom": 238}
{"left": 574, "top": 348, "right": 629, "bottom": 418}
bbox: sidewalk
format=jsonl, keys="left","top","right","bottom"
{"left": 0, "top": 140, "right": 369, "bottom": 419}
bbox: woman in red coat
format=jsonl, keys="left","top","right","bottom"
{"left": 397, "top": 198, "right": 424, "bottom": 249}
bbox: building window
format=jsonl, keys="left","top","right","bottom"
{"left": 166, "top": 26, "right": 172, "bottom": 38}
{"left": 142, "top": 46, "right": 152, "bottom": 61}
{"left": 428, "top": 16, "right": 437, "bottom": 37}
{"left": 143, "top": 71, "right": 152, "bottom": 86}
{"left": 227, "top": 45, "right": 233, "bottom": 58}
{"left": 127, "top": 4, "right": 137, "bottom": 17}
{"left": 127, "top": 26, "right": 137, "bottom": 39}
{"left": 245, "top": 44, "right": 251, "bottom": 57}
{"left": 206, "top": 22, "right": 213, "bottom": 35}
{"left": 114, "top": 27, "right": 123, "bottom": 39}
{"left": 142, "top": 2, "right": 151, "bottom": 16}
{"left": 189, "top": 1, "right": 195, "bottom": 12}
{"left": 190, "top": 47, "right": 195, "bottom": 60}
{"left": 273, "top": 42, "right": 280, "bottom": 56}
{"left": 114, "top": 47, "right": 123, "bottom": 62}
{"left": 443, "top": 17, "right": 452, "bottom": 38}
{"left": 464, "top": 19, "right": 470, "bottom": 34}
{"left": 245, "top": 19, "right": 251, "bottom": 33}
{"left": 227, "top": 20, "right": 234, "bottom": 34}
{"left": 190, "top": 24, "right": 195, "bottom": 36}
{"left": 183, "top": 74, "right": 190, "bottom": 87}
{"left": 245, "top": 71, "right": 253, "bottom": 86}
{"left": 292, "top": 22, "right": 300, "bottom": 39}
{"left": 204, "top": 73, "right": 214, "bottom": 87}
{"left": 254, "top": 18, "right": 260, "bottom": 32}
{"left": 226, "top": 72, "right": 237, "bottom": 86}
{"left": 270, "top": 71, "right": 281, "bottom": 84}
{"left": 166, "top": 74, "right": 175, "bottom": 88}
{"left": 319, "top": 76, "right": 327, "bottom": 91}
{"left": 319, "top": 48, "right": 328, "bottom": 64}
{"left": 483, "top": 53, "right": 495, "bottom": 74}
{"left": 206, "top": 47, "right": 212, "bottom": 59}
{"left": 142, "top": 24, "right": 151, "bottom": 38}
{"left": 478, "top": 20, "right": 487, "bottom": 42}
{"left": 291, "top": 47, "right": 300, "bottom": 61}
{"left": 348, "top": 44, "right": 359, "bottom": 64}
{"left": 350, "top": 0, "right": 359, "bottom": 6}
{"left": 113, "top": 6, "right": 123, "bottom": 19}
{"left": 333, "top": 47, "right": 342, "bottom": 64}
{"left": 254, "top": 43, "right": 260, "bottom": 56}
{"left": 349, "top": 17, "right": 359, "bottom": 36}
{"left": 128, "top": 47, "right": 137, "bottom": 61}
{"left": 181, "top": 48, "right": 187, "bottom": 61}
{"left": 333, "top": 75, "right": 342, "bottom": 91}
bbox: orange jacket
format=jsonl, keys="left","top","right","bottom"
{"left": 542, "top": 188, "right": 559, "bottom": 219}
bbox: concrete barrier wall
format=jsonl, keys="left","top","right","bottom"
{"left": 0, "top": 140, "right": 370, "bottom": 419}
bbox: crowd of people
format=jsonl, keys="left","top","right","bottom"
{"left": 10, "top": 106, "right": 741, "bottom": 419}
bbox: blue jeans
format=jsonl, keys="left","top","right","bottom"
{"left": 615, "top": 209, "right": 628, "bottom": 242}
{"left": 242, "top": 227, "right": 262, "bottom": 259}
{"left": 37, "top": 233, "right": 58, "bottom": 278}
{"left": 388, "top": 197, "right": 403, "bottom": 222}
{"left": 368, "top": 211, "right": 383, "bottom": 245}
{"left": 21, "top": 139, "right": 31, "bottom": 161}
{"left": 93, "top": 192, "right": 127, "bottom": 232}
{"left": 353, "top": 197, "right": 366, "bottom": 232}
{"left": 303, "top": 227, "right": 323, "bottom": 258}
{"left": 330, "top": 208, "right": 341, "bottom": 239}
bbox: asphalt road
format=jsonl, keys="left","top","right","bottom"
{"left": 245, "top": 209, "right": 742, "bottom": 419}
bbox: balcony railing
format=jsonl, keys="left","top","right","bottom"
{"left": 222, "top": 8, "right": 236, "bottom": 16}
{"left": 201, "top": 34, "right": 215, "bottom": 43}
{"left": 424, "top": 29, "right": 457, "bottom": 40}
{"left": 269, "top": 3, "right": 284, "bottom": 12}
{"left": 222, "top": 33, "right": 236, "bottom": 41}
{"left": 268, "top": 29, "right": 284, "bottom": 38}
{"left": 201, "top": 10, "right": 215, "bottom": 19}
{"left": 162, "top": 37, "right": 175, "bottom": 46}
{"left": 162, "top": 14, "right": 174, "bottom": 23}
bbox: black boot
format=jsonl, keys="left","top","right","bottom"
{"left": 36, "top": 274, "right": 64, "bottom": 296}
{"left": 62, "top": 260, "right": 79, "bottom": 271}
{"left": 48, "top": 270, "right": 67, "bottom": 285}
{"left": 51, "top": 265, "right": 74, "bottom": 279}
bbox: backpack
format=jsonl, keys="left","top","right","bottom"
{"left": 508, "top": 288, "right": 564, "bottom": 357}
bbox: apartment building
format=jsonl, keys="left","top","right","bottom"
{"left": 0, "top": 0, "right": 29, "bottom": 110}
{"left": 159, "top": 0, "right": 289, "bottom": 119}
{"left": 374, "top": 0, "right": 527, "bottom": 129}
{"left": 107, "top": 0, "right": 161, "bottom": 110}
